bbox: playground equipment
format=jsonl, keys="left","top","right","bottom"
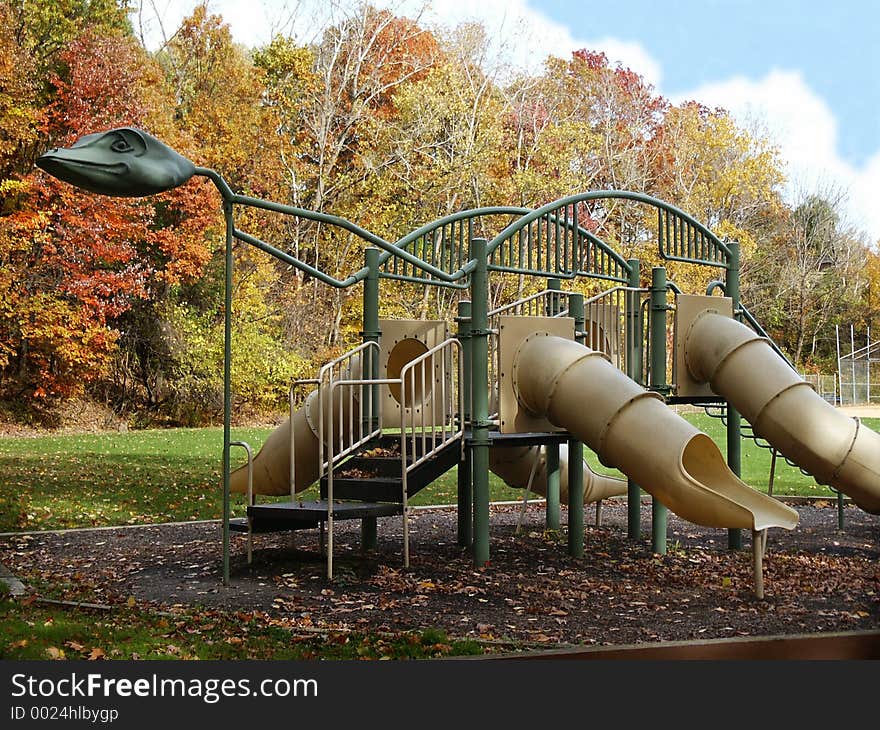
{"left": 37, "top": 128, "right": 880, "bottom": 601}
{"left": 688, "top": 312, "right": 880, "bottom": 514}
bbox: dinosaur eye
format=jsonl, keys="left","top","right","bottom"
{"left": 111, "top": 138, "right": 135, "bottom": 153}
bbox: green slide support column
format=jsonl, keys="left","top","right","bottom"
{"left": 567, "top": 292, "right": 585, "bottom": 557}
{"left": 547, "top": 276, "right": 562, "bottom": 316}
{"left": 545, "top": 443, "right": 561, "bottom": 530}
{"left": 456, "top": 300, "right": 473, "bottom": 548}
{"left": 222, "top": 201, "right": 233, "bottom": 586}
{"left": 470, "top": 238, "right": 491, "bottom": 566}
{"left": 726, "top": 242, "right": 743, "bottom": 551}
{"left": 544, "top": 277, "right": 562, "bottom": 530}
{"left": 360, "top": 247, "right": 381, "bottom": 551}
{"left": 626, "top": 259, "right": 642, "bottom": 540}
{"left": 650, "top": 267, "right": 669, "bottom": 555}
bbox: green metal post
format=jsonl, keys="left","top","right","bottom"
{"left": 650, "top": 267, "right": 669, "bottom": 555}
{"left": 470, "top": 238, "right": 491, "bottom": 566}
{"left": 360, "top": 248, "right": 381, "bottom": 551}
{"left": 568, "top": 292, "right": 585, "bottom": 557}
{"left": 222, "top": 201, "right": 233, "bottom": 586}
{"left": 726, "top": 241, "right": 743, "bottom": 551}
{"left": 547, "top": 277, "right": 562, "bottom": 315}
{"left": 544, "top": 278, "right": 562, "bottom": 530}
{"left": 456, "top": 300, "right": 473, "bottom": 548}
{"left": 546, "top": 443, "right": 560, "bottom": 530}
{"left": 837, "top": 490, "right": 845, "bottom": 531}
{"left": 626, "top": 259, "right": 642, "bottom": 540}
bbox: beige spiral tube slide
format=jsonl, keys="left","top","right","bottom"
{"left": 229, "top": 355, "right": 365, "bottom": 497}
{"left": 512, "top": 333, "right": 799, "bottom": 533}
{"left": 685, "top": 312, "right": 880, "bottom": 514}
{"left": 489, "top": 444, "right": 626, "bottom": 504}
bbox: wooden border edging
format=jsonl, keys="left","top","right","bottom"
{"left": 477, "top": 630, "right": 880, "bottom": 660}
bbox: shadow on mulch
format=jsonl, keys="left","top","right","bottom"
{"left": 1, "top": 501, "right": 878, "bottom": 647}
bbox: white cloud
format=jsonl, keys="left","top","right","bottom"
{"left": 133, "top": 1, "right": 662, "bottom": 82}
{"left": 673, "top": 70, "right": 880, "bottom": 243}
{"left": 421, "top": 1, "right": 663, "bottom": 84}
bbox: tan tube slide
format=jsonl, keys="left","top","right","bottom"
{"left": 229, "top": 355, "right": 365, "bottom": 496}
{"left": 512, "top": 333, "right": 799, "bottom": 531}
{"left": 489, "top": 444, "right": 626, "bottom": 504}
{"left": 686, "top": 312, "right": 880, "bottom": 514}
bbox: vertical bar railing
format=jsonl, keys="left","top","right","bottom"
{"left": 286, "top": 341, "right": 379, "bottom": 580}
{"left": 398, "top": 339, "right": 464, "bottom": 568}
{"left": 229, "top": 441, "right": 254, "bottom": 564}
{"left": 487, "top": 288, "right": 574, "bottom": 411}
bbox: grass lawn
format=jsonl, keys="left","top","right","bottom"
{"left": 0, "top": 415, "right": 876, "bottom": 533}
{"left": 0, "top": 591, "right": 484, "bottom": 660}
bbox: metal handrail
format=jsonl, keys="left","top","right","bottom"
{"left": 229, "top": 441, "right": 254, "bottom": 564}
{"left": 488, "top": 288, "right": 571, "bottom": 318}
{"left": 322, "top": 338, "right": 463, "bottom": 579}
{"left": 398, "top": 338, "right": 464, "bottom": 569}
{"left": 584, "top": 286, "right": 649, "bottom": 376}
{"left": 316, "top": 342, "right": 380, "bottom": 476}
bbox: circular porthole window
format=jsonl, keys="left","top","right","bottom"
{"left": 387, "top": 338, "right": 432, "bottom": 408}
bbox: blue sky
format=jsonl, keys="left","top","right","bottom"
{"left": 136, "top": 1, "right": 880, "bottom": 240}
{"left": 536, "top": 0, "right": 879, "bottom": 168}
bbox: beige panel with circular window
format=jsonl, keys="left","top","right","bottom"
{"left": 379, "top": 319, "right": 449, "bottom": 426}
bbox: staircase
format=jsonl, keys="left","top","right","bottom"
{"left": 231, "top": 432, "right": 462, "bottom": 537}
{"left": 229, "top": 335, "right": 464, "bottom": 578}
{"left": 321, "top": 433, "right": 461, "bottom": 502}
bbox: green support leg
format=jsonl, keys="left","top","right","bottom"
{"left": 567, "top": 439, "right": 584, "bottom": 557}
{"left": 456, "top": 300, "right": 473, "bottom": 548}
{"left": 727, "top": 405, "right": 743, "bottom": 550}
{"left": 361, "top": 247, "right": 381, "bottom": 554}
{"left": 627, "top": 480, "right": 641, "bottom": 539}
{"left": 650, "top": 267, "right": 668, "bottom": 555}
{"left": 626, "top": 258, "right": 642, "bottom": 540}
{"left": 567, "top": 292, "right": 585, "bottom": 558}
{"left": 470, "top": 239, "right": 490, "bottom": 567}
{"left": 726, "top": 241, "right": 743, "bottom": 551}
{"left": 361, "top": 517, "right": 377, "bottom": 552}
{"left": 222, "top": 201, "right": 233, "bottom": 587}
{"left": 546, "top": 442, "right": 560, "bottom": 530}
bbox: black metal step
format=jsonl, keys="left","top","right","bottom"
{"left": 244, "top": 499, "right": 403, "bottom": 527}
{"left": 335, "top": 455, "right": 402, "bottom": 478}
{"left": 321, "top": 436, "right": 461, "bottom": 502}
{"left": 230, "top": 515, "right": 320, "bottom": 533}
{"left": 324, "top": 476, "right": 404, "bottom": 502}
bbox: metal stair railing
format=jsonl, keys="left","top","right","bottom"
{"left": 323, "top": 337, "right": 463, "bottom": 579}
{"left": 581, "top": 285, "right": 648, "bottom": 377}
{"left": 398, "top": 338, "right": 464, "bottom": 568}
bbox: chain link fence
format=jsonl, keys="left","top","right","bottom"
{"left": 836, "top": 326, "right": 880, "bottom": 406}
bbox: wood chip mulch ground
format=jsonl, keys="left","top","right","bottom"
{"left": 1, "top": 500, "right": 878, "bottom": 647}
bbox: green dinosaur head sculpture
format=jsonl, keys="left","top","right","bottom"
{"left": 36, "top": 127, "right": 196, "bottom": 197}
